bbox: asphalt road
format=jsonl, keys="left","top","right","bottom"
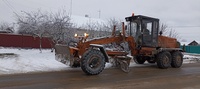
{"left": 0, "top": 63, "right": 200, "bottom": 89}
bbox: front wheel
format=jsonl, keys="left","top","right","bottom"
{"left": 81, "top": 49, "right": 105, "bottom": 75}
{"left": 134, "top": 56, "right": 146, "bottom": 64}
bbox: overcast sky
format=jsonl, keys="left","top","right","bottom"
{"left": 0, "top": 0, "right": 200, "bottom": 43}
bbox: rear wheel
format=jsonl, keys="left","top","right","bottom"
{"left": 81, "top": 49, "right": 105, "bottom": 75}
{"left": 171, "top": 51, "right": 183, "bottom": 68}
{"left": 134, "top": 56, "right": 146, "bottom": 64}
{"left": 157, "top": 51, "right": 171, "bottom": 69}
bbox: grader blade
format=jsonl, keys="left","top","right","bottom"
{"left": 118, "top": 60, "right": 130, "bottom": 73}
{"left": 116, "top": 57, "right": 131, "bottom": 73}
{"left": 54, "top": 44, "right": 74, "bottom": 66}
{"left": 110, "top": 56, "right": 131, "bottom": 73}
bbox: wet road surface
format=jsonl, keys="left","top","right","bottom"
{"left": 0, "top": 63, "right": 200, "bottom": 89}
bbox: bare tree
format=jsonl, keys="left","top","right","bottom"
{"left": 102, "top": 18, "right": 123, "bottom": 37}
{"left": 48, "top": 10, "right": 73, "bottom": 44}
{"left": 0, "top": 22, "right": 14, "bottom": 33}
{"left": 81, "top": 21, "right": 106, "bottom": 38}
{"left": 168, "top": 29, "right": 180, "bottom": 40}
{"left": 15, "top": 10, "right": 73, "bottom": 51}
{"left": 16, "top": 10, "right": 73, "bottom": 43}
{"left": 17, "top": 10, "right": 47, "bottom": 35}
{"left": 16, "top": 10, "right": 49, "bottom": 52}
{"left": 80, "top": 17, "right": 123, "bottom": 38}
{"left": 159, "top": 23, "right": 168, "bottom": 36}
{"left": 105, "top": 18, "right": 122, "bottom": 32}
{"left": 159, "top": 23, "right": 181, "bottom": 41}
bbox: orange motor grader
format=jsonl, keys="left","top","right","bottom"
{"left": 55, "top": 15, "right": 183, "bottom": 75}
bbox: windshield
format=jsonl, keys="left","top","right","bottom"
{"left": 126, "top": 21, "right": 142, "bottom": 45}
{"left": 127, "top": 21, "right": 138, "bottom": 37}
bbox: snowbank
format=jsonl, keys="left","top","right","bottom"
{"left": 183, "top": 53, "right": 200, "bottom": 63}
{"left": 0, "top": 48, "right": 69, "bottom": 75}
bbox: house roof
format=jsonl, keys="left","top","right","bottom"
{"left": 188, "top": 40, "right": 199, "bottom": 46}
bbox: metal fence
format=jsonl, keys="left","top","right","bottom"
{"left": 181, "top": 45, "right": 200, "bottom": 54}
{"left": 0, "top": 33, "right": 53, "bottom": 48}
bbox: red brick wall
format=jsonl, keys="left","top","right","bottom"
{"left": 0, "top": 33, "right": 53, "bottom": 48}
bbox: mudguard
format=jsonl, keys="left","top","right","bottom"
{"left": 90, "top": 44, "right": 109, "bottom": 62}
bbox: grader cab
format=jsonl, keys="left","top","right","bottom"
{"left": 55, "top": 14, "right": 183, "bottom": 75}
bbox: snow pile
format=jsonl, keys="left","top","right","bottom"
{"left": 0, "top": 48, "right": 69, "bottom": 75}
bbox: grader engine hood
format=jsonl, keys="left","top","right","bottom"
{"left": 158, "top": 35, "right": 180, "bottom": 48}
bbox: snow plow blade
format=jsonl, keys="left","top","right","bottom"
{"left": 115, "top": 56, "right": 131, "bottom": 73}
{"left": 54, "top": 44, "right": 73, "bottom": 66}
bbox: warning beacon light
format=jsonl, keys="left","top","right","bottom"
{"left": 132, "top": 13, "right": 135, "bottom": 16}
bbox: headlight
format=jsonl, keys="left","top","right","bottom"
{"left": 74, "top": 33, "right": 78, "bottom": 37}
{"left": 84, "top": 33, "right": 89, "bottom": 37}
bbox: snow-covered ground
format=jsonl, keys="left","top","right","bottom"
{"left": 182, "top": 53, "right": 200, "bottom": 63}
{"left": 0, "top": 48, "right": 199, "bottom": 75}
{"left": 0, "top": 48, "right": 69, "bottom": 75}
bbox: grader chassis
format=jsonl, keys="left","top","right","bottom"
{"left": 55, "top": 15, "right": 183, "bottom": 75}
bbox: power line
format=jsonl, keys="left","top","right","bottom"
{"left": 3, "top": 0, "right": 17, "bottom": 12}
{"left": 2, "top": 0, "right": 22, "bottom": 19}
{"left": 70, "top": 0, "right": 72, "bottom": 17}
{"left": 5, "top": 0, "right": 15, "bottom": 9}
{"left": 2, "top": 0, "right": 13, "bottom": 10}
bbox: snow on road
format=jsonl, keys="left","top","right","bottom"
{"left": 0, "top": 48, "right": 199, "bottom": 75}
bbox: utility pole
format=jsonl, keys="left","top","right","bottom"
{"left": 70, "top": 0, "right": 72, "bottom": 17}
{"left": 98, "top": 10, "right": 101, "bottom": 19}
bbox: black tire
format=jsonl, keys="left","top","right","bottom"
{"left": 134, "top": 56, "right": 146, "bottom": 64}
{"left": 72, "top": 60, "right": 80, "bottom": 68}
{"left": 171, "top": 51, "right": 183, "bottom": 68}
{"left": 157, "top": 51, "right": 172, "bottom": 69}
{"left": 145, "top": 56, "right": 156, "bottom": 64}
{"left": 81, "top": 49, "right": 105, "bottom": 75}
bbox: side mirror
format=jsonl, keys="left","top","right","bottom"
{"left": 159, "top": 31, "right": 163, "bottom": 35}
